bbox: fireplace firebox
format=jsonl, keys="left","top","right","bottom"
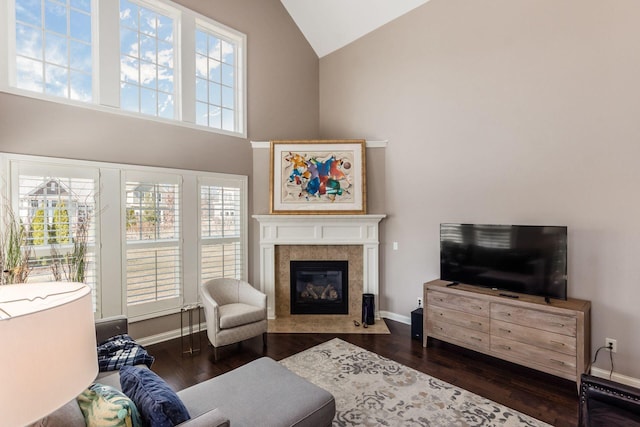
{"left": 290, "top": 260, "right": 349, "bottom": 315}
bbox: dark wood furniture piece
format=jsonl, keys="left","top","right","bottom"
{"left": 579, "top": 373, "right": 640, "bottom": 426}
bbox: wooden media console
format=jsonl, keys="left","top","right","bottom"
{"left": 423, "top": 279, "right": 591, "bottom": 385}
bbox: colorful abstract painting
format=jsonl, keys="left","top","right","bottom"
{"left": 270, "top": 140, "right": 366, "bottom": 214}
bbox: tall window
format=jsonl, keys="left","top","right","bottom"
{"left": 125, "top": 175, "right": 181, "bottom": 315}
{"left": 10, "top": 163, "right": 98, "bottom": 308}
{"left": 14, "top": 0, "right": 93, "bottom": 101}
{"left": 200, "top": 178, "right": 245, "bottom": 282}
{"left": 195, "top": 26, "right": 238, "bottom": 132}
{"left": 119, "top": 0, "right": 176, "bottom": 119}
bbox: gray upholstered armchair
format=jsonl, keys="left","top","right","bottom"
{"left": 200, "top": 278, "right": 267, "bottom": 360}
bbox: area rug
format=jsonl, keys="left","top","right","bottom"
{"left": 279, "top": 338, "right": 550, "bottom": 427}
{"left": 268, "top": 316, "right": 391, "bottom": 334}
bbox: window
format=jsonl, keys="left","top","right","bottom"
{"left": 125, "top": 174, "right": 181, "bottom": 316}
{"left": 2, "top": 154, "right": 247, "bottom": 321}
{"left": 14, "top": 0, "right": 93, "bottom": 101}
{"left": 120, "top": 0, "right": 176, "bottom": 119}
{"left": 200, "top": 178, "right": 245, "bottom": 283}
{"left": 3, "top": 0, "right": 247, "bottom": 136}
{"left": 9, "top": 162, "right": 99, "bottom": 309}
{"left": 195, "top": 27, "right": 237, "bottom": 132}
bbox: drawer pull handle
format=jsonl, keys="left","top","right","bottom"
{"left": 470, "top": 337, "right": 482, "bottom": 341}
{"left": 551, "top": 322, "right": 565, "bottom": 327}
{"left": 502, "top": 312, "right": 512, "bottom": 317}
{"left": 550, "top": 340, "right": 565, "bottom": 347}
{"left": 550, "top": 359, "right": 565, "bottom": 366}
{"left": 472, "top": 305, "right": 483, "bottom": 310}
{"left": 471, "top": 321, "right": 483, "bottom": 326}
{"left": 500, "top": 345, "right": 511, "bottom": 350}
{"left": 499, "top": 328, "right": 511, "bottom": 334}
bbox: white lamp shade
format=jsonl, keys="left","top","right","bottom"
{"left": 0, "top": 282, "right": 98, "bottom": 427}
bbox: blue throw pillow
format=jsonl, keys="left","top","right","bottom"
{"left": 120, "top": 366, "right": 190, "bottom": 427}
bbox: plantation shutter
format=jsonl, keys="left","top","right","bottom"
{"left": 199, "top": 176, "right": 246, "bottom": 283}
{"left": 125, "top": 172, "right": 182, "bottom": 316}
{"left": 10, "top": 161, "right": 99, "bottom": 311}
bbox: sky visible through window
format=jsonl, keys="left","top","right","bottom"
{"left": 15, "top": 0, "right": 92, "bottom": 101}
{"left": 9, "top": 0, "right": 245, "bottom": 135}
{"left": 195, "top": 28, "right": 236, "bottom": 131}
{"left": 120, "top": 0, "right": 175, "bottom": 119}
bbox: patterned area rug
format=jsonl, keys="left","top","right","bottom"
{"left": 280, "top": 338, "right": 551, "bottom": 427}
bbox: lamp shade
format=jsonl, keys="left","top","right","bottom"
{"left": 0, "top": 282, "right": 98, "bottom": 426}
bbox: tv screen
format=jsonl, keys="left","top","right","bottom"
{"left": 440, "top": 223, "right": 567, "bottom": 300}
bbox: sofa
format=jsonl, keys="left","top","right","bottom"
{"left": 579, "top": 373, "right": 640, "bottom": 427}
{"left": 33, "top": 316, "right": 335, "bottom": 427}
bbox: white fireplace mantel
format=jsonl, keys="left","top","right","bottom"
{"left": 253, "top": 214, "right": 386, "bottom": 319}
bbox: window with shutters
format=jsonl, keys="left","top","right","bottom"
{"left": 125, "top": 174, "right": 181, "bottom": 316}
{"left": 199, "top": 177, "right": 246, "bottom": 283}
{"left": 1, "top": 154, "right": 247, "bottom": 321}
{"left": 8, "top": 161, "right": 99, "bottom": 310}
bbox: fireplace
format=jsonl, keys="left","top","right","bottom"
{"left": 253, "top": 214, "right": 385, "bottom": 319}
{"left": 290, "top": 260, "right": 349, "bottom": 315}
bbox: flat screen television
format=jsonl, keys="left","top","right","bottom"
{"left": 440, "top": 223, "right": 568, "bottom": 300}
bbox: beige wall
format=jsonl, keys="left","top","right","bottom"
{"left": 319, "top": 0, "right": 640, "bottom": 378}
{"left": 0, "top": 0, "right": 319, "bottom": 338}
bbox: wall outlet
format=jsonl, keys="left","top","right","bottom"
{"left": 417, "top": 297, "right": 423, "bottom": 308}
{"left": 605, "top": 338, "right": 617, "bottom": 353}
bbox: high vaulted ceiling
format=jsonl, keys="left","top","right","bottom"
{"left": 280, "top": 0, "right": 430, "bottom": 58}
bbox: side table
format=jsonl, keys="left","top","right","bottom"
{"left": 181, "top": 303, "right": 202, "bottom": 356}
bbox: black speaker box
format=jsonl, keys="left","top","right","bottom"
{"left": 362, "top": 293, "right": 375, "bottom": 325}
{"left": 411, "top": 308, "right": 423, "bottom": 341}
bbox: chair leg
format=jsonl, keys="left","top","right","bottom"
{"left": 213, "top": 346, "right": 218, "bottom": 362}
{"left": 263, "top": 332, "right": 267, "bottom": 348}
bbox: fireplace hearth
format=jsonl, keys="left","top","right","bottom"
{"left": 290, "top": 260, "right": 349, "bottom": 315}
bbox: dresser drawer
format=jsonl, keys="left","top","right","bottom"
{"left": 491, "top": 319, "right": 576, "bottom": 356}
{"left": 428, "top": 319, "right": 490, "bottom": 352}
{"left": 428, "top": 305, "right": 489, "bottom": 333}
{"left": 491, "top": 303, "right": 576, "bottom": 336}
{"left": 427, "top": 290, "right": 490, "bottom": 317}
{"left": 491, "top": 335, "right": 576, "bottom": 375}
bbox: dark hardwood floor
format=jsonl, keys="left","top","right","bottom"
{"left": 147, "top": 318, "right": 579, "bottom": 426}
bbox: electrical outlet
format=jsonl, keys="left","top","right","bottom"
{"left": 417, "top": 297, "right": 423, "bottom": 307}
{"left": 605, "top": 338, "right": 617, "bottom": 353}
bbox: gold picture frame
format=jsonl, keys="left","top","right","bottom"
{"left": 270, "top": 139, "right": 366, "bottom": 214}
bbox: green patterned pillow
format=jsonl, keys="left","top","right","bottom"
{"left": 77, "top": 383, "right": 143, "bottom": 427}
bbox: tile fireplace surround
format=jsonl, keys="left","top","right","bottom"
{"left": 253, "top": 215, "right": 386, "bottom": 320}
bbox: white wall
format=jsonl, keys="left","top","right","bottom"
{"left": 319, "top": 0, "right": 640, "bottom": 379}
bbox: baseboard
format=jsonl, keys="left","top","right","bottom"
{"left": 136, "top": 322, "right": 207, "bottom": 347}
{"left": 590, "top": 367, "right": 640, "bottom": 389}
{"left": 379, "top": 310, "right": 411, "bottom": 325}
{"left": 137, "top": 313, "right": 413, "bottom": 345}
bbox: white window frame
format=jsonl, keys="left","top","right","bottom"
{"left": 195, "top": 19, "right": 245, "bottom": 133}
{"left": 123, "top": 170, "right": 183, "bottom": 318}
{"left": 119, "top": 0, "right": 181, "bottom": 120}
{"left": 0, "top": 152, "right": 248, "bottom": 322}
{"left": 198, "top": 175, "right": 248, "bottom": 286}
{"left": 3, "top": 157, "right": 102, "bottom": 316}
{"left": 0, "top": 0, "right": 247, "bottom": 137}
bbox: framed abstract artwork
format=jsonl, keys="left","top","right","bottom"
{"left": 270, "top": 140, "right": 366, "bottom": 214}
